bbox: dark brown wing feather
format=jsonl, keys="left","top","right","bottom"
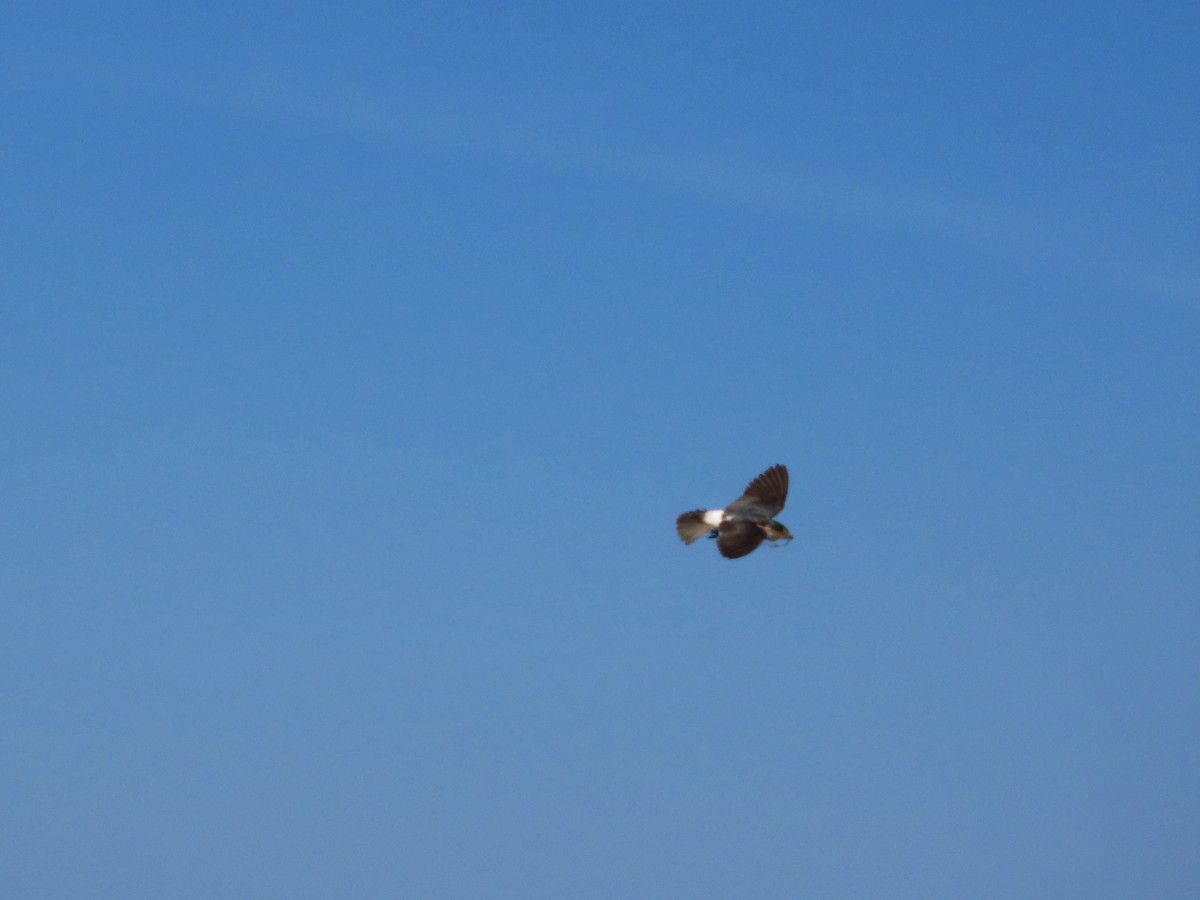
{"left": 717, "top": 519, "right": 766, "bottom": 559}
{"left": 726, "top": 464, "right": 788, "bottom": 518}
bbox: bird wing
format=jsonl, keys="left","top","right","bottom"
{"left": 725, "top": 464, "right": 788, "bottom": 518}
{"left": 717, "top": 519, "right": 766, "bottom": 559}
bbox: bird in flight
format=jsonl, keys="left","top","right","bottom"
{"left": 676, "top": 464, "right": 793, "bottom": 559}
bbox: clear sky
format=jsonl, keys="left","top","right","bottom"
{"left": 3, "top": 3, "right": 1197, "bottom": 897}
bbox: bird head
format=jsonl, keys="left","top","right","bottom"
{"left": 763, "top": 521, "right": 793, "bottom": 542}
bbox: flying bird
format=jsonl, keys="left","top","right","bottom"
{"left": 676, "top": 464, "right": 793, "bottom": 559}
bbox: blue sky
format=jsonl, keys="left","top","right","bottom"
{"left": 2, "top": 3, "right": 1197, "bottom": 897}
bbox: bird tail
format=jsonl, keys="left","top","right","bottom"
{"left": 676, "top": 510, "right": 716, "bottom": 544}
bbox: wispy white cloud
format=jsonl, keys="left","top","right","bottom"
{"left": 8, "top": 54, "right": 1196, "bottom": 307}
{"left": 255, "top": 83, "right": 1197, "bottom": 308}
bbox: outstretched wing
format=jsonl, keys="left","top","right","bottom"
{"left": 725, "top": 464, "right": 788, "bottom": 518}
{"left": 717, "top": 519, "right": 766, "bottom": 559}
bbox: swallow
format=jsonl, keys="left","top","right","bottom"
{"left": 676, "top": 464, "right": 793, "bottom": 559}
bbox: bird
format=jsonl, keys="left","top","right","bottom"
{"left": 676, "top": 464, "right": 793, "bottom": 559}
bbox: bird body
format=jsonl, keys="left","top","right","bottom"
{"left": 676, "top": 464, "right": 793, "bottom": 559}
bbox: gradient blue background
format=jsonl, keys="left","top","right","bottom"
{"left": 3, "top": 3, "right": 1197, "bottom": 897}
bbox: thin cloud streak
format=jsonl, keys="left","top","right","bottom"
{"left": 10, "top": 54, "right": 1195, "bottom": 307}
{"left": 284, "top": 86, "right": 1198, "bottom": 308}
